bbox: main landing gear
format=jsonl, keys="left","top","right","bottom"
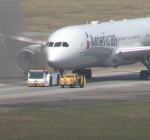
{"left": 138, "top": 56, "right": 150, "bottom": 80}
{"left": 72, "top": 69, "right": 92, "bottom": 79}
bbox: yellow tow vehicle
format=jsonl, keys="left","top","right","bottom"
{"left": 59, "top": 73, "right": 86, "bottom": 88}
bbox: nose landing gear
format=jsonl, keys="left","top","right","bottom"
{"left": 59, "top": 70, "right": 64, "bottom": 78}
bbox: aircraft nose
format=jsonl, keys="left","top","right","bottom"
{"left": 47, "top": 48, "right": 60, "bottom": 68}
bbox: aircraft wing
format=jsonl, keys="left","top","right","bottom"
{"left": 0, "top": 33, "right": 47, "bottom": 45}
{"left": 116, "top": 46, "right": 150, "bottom": 59}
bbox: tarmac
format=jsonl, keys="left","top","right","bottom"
{"left": 0, "top": 67, "right": 150, "bottom": 111}
{"left": 0, "top": 0, "right": 150, "bottom": 111}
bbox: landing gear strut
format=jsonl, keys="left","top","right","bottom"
{"left": 72, "top": 69, "right": 92, "bottom": 79}
{"left": 59, "top": 70, "right": 64, "bottom": 78}
{"left": 138, "top": 56, "right": 150, "bottom": 80}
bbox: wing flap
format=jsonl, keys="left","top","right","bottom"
{"left": 116, "top": 46, "right": 150, "bottom": 59}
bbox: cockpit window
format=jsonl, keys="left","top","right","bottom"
{"left": 48, "top": 42, "right": 54, "bottom": 47}
{"left": 62, "top": 42, "right": 69, "bottom": 47}
{"left": 54, "top": 42, "right": 62, "bottom": 47}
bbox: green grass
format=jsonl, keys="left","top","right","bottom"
{"left": 22, "top": 0, "right": 150, "bottom": 32}
{"left": 1, "top": 101, "right": 150, "bottom": 140}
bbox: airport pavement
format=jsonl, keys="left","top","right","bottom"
{"left": 0, "top": 70, "right": 150, "bottom": 111}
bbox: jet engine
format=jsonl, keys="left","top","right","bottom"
{"left": 15, "top": 44, "right": 48, "bottom": 72}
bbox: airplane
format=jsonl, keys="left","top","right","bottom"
{"left": 2, "top": 17, "right": 150, "bottom": 80}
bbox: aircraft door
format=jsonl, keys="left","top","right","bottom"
{"left": 76, "top": 37, "right": 85, "bottom": 53}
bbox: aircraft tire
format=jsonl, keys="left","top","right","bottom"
{"left": 84, "top": 69, "right": 92, "bottom": 79}
{"left": 61, "top": 85, "right": 64, "bottom": 88}
{"left": 72, "top": 69, "right": 83, "bottom": 75}
{"left": 72, "top": 69, "right": 92, "bottom": 79}
{"left": 140, "top": 70, "right": 148, "bottom": 80}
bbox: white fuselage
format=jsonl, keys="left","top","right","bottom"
{"left": 46, "top": 18, "right": 150, "bottom": 70}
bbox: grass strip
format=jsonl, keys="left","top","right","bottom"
{"left": 22, "top": 0, "right": 150, "bottom": 32}
{"left": 0, "top": 101, "right": 150, "bottom": 140}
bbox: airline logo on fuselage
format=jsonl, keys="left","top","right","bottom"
{"left": 85, "top": 32, "right": 90, "bottom": 49}
{"left": 85, "top": 32, "right": 118, "bottom": 49}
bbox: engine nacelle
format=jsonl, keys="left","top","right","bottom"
{"left": 16, "top": 44, "right": 48, "bottom": 72}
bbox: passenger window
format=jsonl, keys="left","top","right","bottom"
{"left": 62, "top": 42, "right": 69, "bottom": 47}
{"left": 54, "top": 42, "right": 62, "bottom": 47}
{"left": 49, "top": 42, "right": 54, "bottom": 47}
